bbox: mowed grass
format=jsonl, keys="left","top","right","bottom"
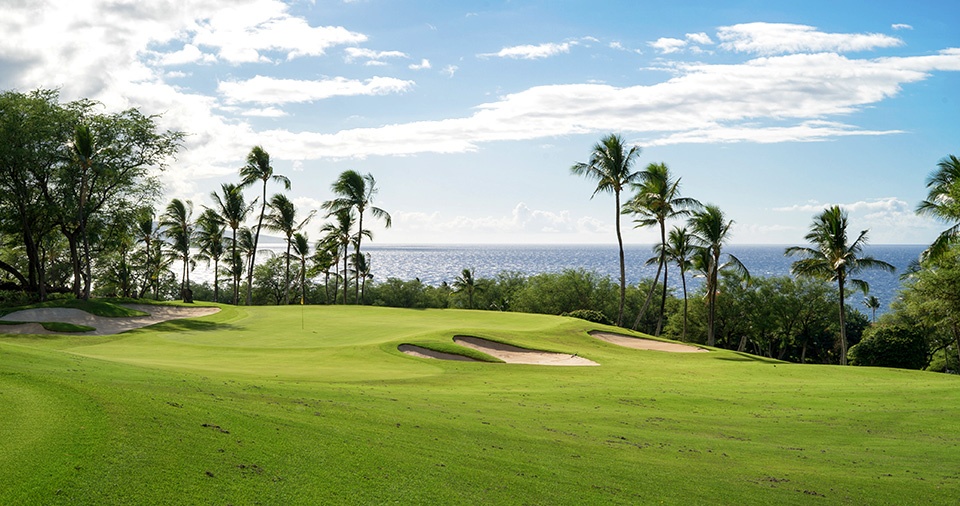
{"left": 1, "top": 304, "right": 958, "bottom": 505}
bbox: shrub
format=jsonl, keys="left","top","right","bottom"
{"left": 561, "top": 309, "right": 613, "bottom": 325}
{"left": 848, "top": 324, "right": 929, "bottom": 370}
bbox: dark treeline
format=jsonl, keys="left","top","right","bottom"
{"left": 2, "top": 91, "right": 958, "bottom": 373}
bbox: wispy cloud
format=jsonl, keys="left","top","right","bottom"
{"left": 344, "top": 47, "right": 409, "bottom": 65}
{"left": 891, "top": 23, "right": 913, "bottom": 31}
{"left": 218, "top": 75, "right": 414, "bottom": 105}
{"left": 479, "top": 41, "right": 576, "bottom": 59}
{"left": 717, "top": 22, "right": 903, "bottom": 55}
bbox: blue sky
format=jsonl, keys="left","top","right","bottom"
{"left": 2, "top": 0, "right": 958, "bottom": 245}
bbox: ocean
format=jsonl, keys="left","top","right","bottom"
{"left": 363, "top": 244, "right": 927, "bottom": 314}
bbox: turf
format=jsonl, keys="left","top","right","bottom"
{"left": 1, "top": 304, "right": 958, "bottom": 505}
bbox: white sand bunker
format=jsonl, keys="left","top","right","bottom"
{"left": 0, "top": 304, "right": 220, "bottom": 335}
{"left": 453, "top": 335, "right": 598, "bottom": 366}
{"left": 590, "top": 331, "right": 708, "bottom": 353}
{"left": 398, "top": 344, "right": 482, "bottom": 362}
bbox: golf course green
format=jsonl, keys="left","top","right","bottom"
{"left": 1, "top": 303, "right": 958, "bottom": 504}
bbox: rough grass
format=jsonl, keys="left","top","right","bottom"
{"left": 1, "top": 304, "right": 958, "bottom": 505}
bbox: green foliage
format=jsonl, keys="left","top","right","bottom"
{"left": 512, "top": 269, "right": 618, "bottom": 320}
{"left": 849, "top": 324, "right": 929, "bottom": 370}
{"left": 561, "top": 309, "right": 613, "bottom": 325}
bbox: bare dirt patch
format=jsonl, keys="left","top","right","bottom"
{"left": 590, "top": 331, "right": 708, "bottom": 353}
{"left": 0, "top": 304, "right": 220, "bottom": 335}
{"left": 453, "top": 335, "right": 599, "bottom": 366}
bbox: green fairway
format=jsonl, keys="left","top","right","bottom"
{"left": 1, "top": 304, "right": 958, "bottom": 505}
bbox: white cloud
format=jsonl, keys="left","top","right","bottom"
{"left": 717, "top": 22, "right": 903, "bottom": 55}
{"left": 240, "top": 107, "right": 288, "bottom": 117}
{"left": 409, "top": 58, "right": 431, "bottom": 70}
{"left": 344, "top": 47, "right": 408, "bottom": 64}
{"left": 158, "top": 44, "right": 217, "bottom": 66}
{"left": 480, "top": 41, "right": 576, "bottom": 59}
{"left": 442, "top": 64, "right": 459, "bottom": 77}
{"left": 686, "top": 32, "right": 714, "bottom": 45}
{"left": 891, "top": 23, "right": 913, "bottom": 31}
{"left": 218, "top": 75, "right": 415, "bottom": 104}
{"left": 771, "top": 197, "right": 939, "bottom": 243}
{"left": 649, "top": 37, "right": 687, "bottom": 54}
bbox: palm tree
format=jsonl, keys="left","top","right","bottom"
{"left": 786, "top": 206, "right": 895, "bottom": 365}
{"left": 351, "top": 252, "right": 373, "bottom": 303}
{"left": 916, "top": 154, "right": 960, "bottom": 262}
{"left": 689, "top": 205, "right": 749, "bottom": 347}
{"left": 453, "top": 268, "right": 480, "bottom": 309}
{"left": 195, "top": 209, "right": 226, "bottom": 303}
{"left": 311, "top": 236, "right": 339, "bottom": 304}
{"left": 292, "top": 232, "right": 310, "bottom": 304}
{"left": 863, "top": 295, "right": 881, "bottom": 322}
{"left": 623, "top": 162, "right": 700, "bottom": 334}
{"left": 570, "top": 133, "right": 643, "bottom": 326}
{"left": 239, "top": 146, "right": 291, "bottom": 306}
{"left": 160, "top": 198, "right": 195, "bottom": 302}
{"left": 71, "top": 123, "right": 96, "bottom": 300}
{"left": 208, "top": 183, "right": 255, "bottom": 304}
{"left": 663, "top": 227, "right": 695, "bottom": 341}
{"left": 322, "top": 170, "right": 391, "bottom": 304}
{"left": 134, "top": 208, "right": 163, "bottom": 299}
{"left": 319, "top": 209, "right": 356, "bottom": 304}
{"left": 265, "top": 193, "right": 315, "bottom": 305}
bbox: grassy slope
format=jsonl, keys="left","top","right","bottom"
{"left": 1, "top": 304, "right": 958, "bottom": 505}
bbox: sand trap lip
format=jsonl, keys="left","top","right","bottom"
{"left": 453, "top": 335, "right": 599, "bottom": 366}
{"left": 398, "top": 344, "right": 482, "bottom": 362}
{"left": 590, "top": 331, "right": 708, "bottom": 353}
{"left": 0, "top": 303, "right": 220, "bottom": 335}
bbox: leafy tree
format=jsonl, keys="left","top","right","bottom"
{"left": 161, "top": 198, "right": 195, "bottom": 302}
{"left": 623, "top": 162, "right": 700, "bottom": 335}
{"left": 570, "top": 133, "right": 642, "bottom": 326}
{"left": 689, "top": 205, "right": 749, "bottom": 347}
{"left": 239, "top": 145, "right": 290, "bottom": 306}
{"left": 848, "top": 324, "right": 929, "bottom": 369}
{"left": 916, "top": 154, "right": 960, "bottom": 262}
{"left": 208, "top": 183, "right": 254, "bottom": 304}
{"left": 322, "top": 170, "right": 391, "bottom": 304}
{"left": 786, "top": 206, "right": 895, "bottom": 365}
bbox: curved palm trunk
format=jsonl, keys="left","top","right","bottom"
{"left": 656, "top": 222, "right": 668, "bottom": 336}
{"left": 342, "top": 245, "right": 349, "bottom": 305}
{"left": 837, "top": 276, "right": 848, "bottom": 365}
{"left": 615, "top": 192, "right": 625, "bottom": 326}
{"left": 680, "top": 266, "right": 688, "bottom": 341}
{"left": 300, "top": 256, "right": 307, "bottom": 304}
{"left": 231, "top": 229, "right": 239, "bottom": 305}
{"left": 283, "top": 237, "right": 292, "bottom": 305}
{"left": 246, "top": 182, "right": 267, "bottom": 306}
{"left": 213, "top": 258, "right": 220, "bottom": 303}
{"left": 707, "top": 253, "right": 719, "bottom": 347}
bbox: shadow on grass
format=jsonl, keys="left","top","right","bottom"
{"left": 713, "top": 352, "right": 784, "bottom": 364}
{"left": 144, "top": 318, "right": 235, "bottom": 333}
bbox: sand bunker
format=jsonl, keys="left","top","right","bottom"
{"left": 397, "top": 344, "right": 482, "bottom": 362}
{"left": 590, "top": 331, "right": 708, "bottom": 353}
{"left": 453, "top": 335, "right": 598, "bottom": 366}
{"left": 0, "top": 303, "right": 220, "bottom": 335}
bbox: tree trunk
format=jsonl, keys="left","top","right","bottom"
{"left": 680, "top": 268, "right": 688, "bottom": 341}
{"left": 633, "top": 260, "right": 663, "bottom": 331}
{"left": 614, "top": 192, "right": 625, "bottom": 326}
{"left": 284, "top": 238, "right": 292, "bottom": 305}
{"left": 837, "top": 277, "right": 848, "bottom": 365}
{"left": 656, "top": 222, "right": 668, "bottom": 336}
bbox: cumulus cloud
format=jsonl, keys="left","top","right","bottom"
{"left": 409, "top": 58, "right": 431, "bottom": 70}
{"left": 480, "top": 41, "right": 576, "bottom": 59}
{"left": 649, "top": 37, "right": 688, "bottom": 54}
{"left": 218, "top": 75, "right": 415, "bottom": 105}
{"left": 685, "top": 32, "right": 714, "bottom": 45}
{"left": 717, "top": 22, "right": 903, "bottom": 55}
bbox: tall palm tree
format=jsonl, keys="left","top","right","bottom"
{"left": 624, "top": 162, "right": 700, "bottom": 334}
{"left": 916, "top": 154, "right": 960, "bottom": 262}
{"left": 453, "top": 268, "right": 479, "bottom": 309}
{"left": 311, "top": 236, "right": 339, "bottom": 305}
{"left": 292, "top": 232, "right": 310, "bottom": 305}
{"left": 786, "top": 206, "right": 895, "bottom": 365}
{"left": 71, "top": 123, "right": 97, "bottom": 300}
{"left": 160, "top": 198, "right": 195, "bottom": 302}
{"left": 689, "top": 205, "right": 749, "bottom": 347}
{"left": 351, "top": 252, "right": 373, "bottom": 304}
{"left": 320, "top": 209, "right": 356, "bottom": 304}
{"left": 663, "top": 226, "right": 695, "bottom": 341}
{"left": 570, "top": 133, "right": 642, "bottom": 326}
{"left": 265, "top": 193, "right": 315, "bottom": 305}
{"left": 208, "top": 183, "right": 254, "bottom": 305}
{"left": 195, "top": 208, "right": 226, "bottom": 303}
{"left": 239, "top": 146, "right": 291, "bottom": 306}
{"left": 322, "top": 170, "right": 391, "bottom": 304}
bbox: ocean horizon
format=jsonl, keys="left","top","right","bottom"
{"left": 362, "top": 243, "right": 927, "bottom": 315}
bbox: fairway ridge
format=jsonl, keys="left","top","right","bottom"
{"left": 589, "top": 330, "right": 709, "bottom": 353}
{"left": 398, "top": 344, "right": 482, "bottom": 361}
{"left": 0, "top": 304, "right": 220, "bottom": 335}
{"left": 453, "top": 335, "right": 599, "bottom": 366}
